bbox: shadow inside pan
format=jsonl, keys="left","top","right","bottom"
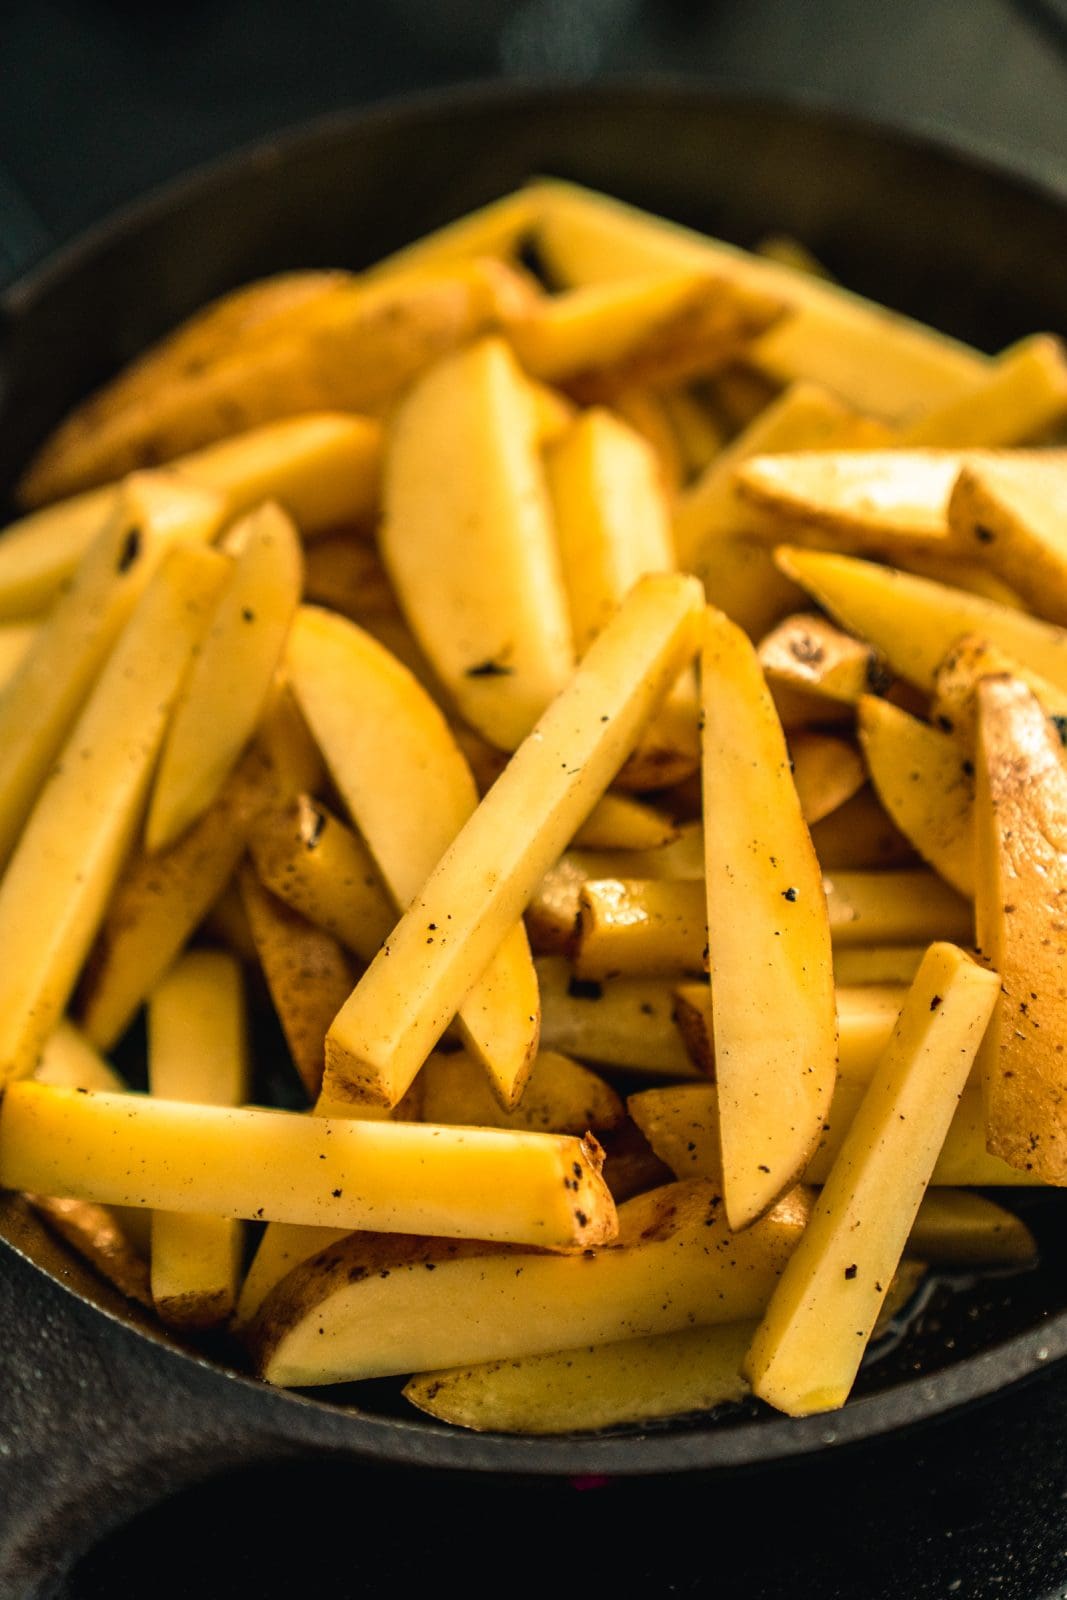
{"left": 3, "top": 83, "right": 1067, "bottom": 1465}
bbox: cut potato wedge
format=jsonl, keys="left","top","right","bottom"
{"left": 758, "top": 612, "right": 882, "bottom": 709}
{"left": 0, "top": 472, "right": 223, "bottom": 873}
{"left": 671, "top": 982, "right": 904, "bottom": 1083}
{"left": 778, "top": 545, "right": 1067, "bottom": 694}
{"left": 946, "top": 454, "right": 1067, "bottom": 626}
{"left": 975, "top": 676, "right": 1067, "bottom": 1181}
{"left": 367, "top": 189, "right": 542, "bottom": 281}
{"left": 323, "top": 573, "right": 703, "bottom": 1108}
{"left": 237, "top": 863, "right": 358, "bottom": 1102}
{"left": 823, "top": 869, "right": 972, "bottom": 947}
{"left": 76, "top": 746, "right": 275, "bottom": 1051}
{"left": 857, "top": 697, "right": 975, "bottom": 896}
{"left": 17, "top": 262, "right": 515, "bottom": 504}
{"left": 788, "top": 731, "right": 867, "bottom": 827}
{"left": 381, "top": 336, "right": 574, "bottom": 751}
{"left": 906, "top": 1189, "right": 1036, "bottom": 1266}
{"left": 146, "top": 502, "right": 303, "bottom": 852}
{"left": 404, "top": 1320, "right": 755, "bottom": 1435}
{"left": 0, "top": 1082, "right": 616, "bottom": 1251}
{"left": 247, "top": 795, "right": 393, "bottom": 964}
{"left": 247, "top": 1179, "right": 812, "bottom": 1387}
{"left": 701, "top": 609, "right": 837, "bottom": 1228}
{"left": 0, "top": 544, "right": 227, "bottom": 1085}
{"left": 744, "top": 943, "right": 1000, "bottom": 1416}
{"left": 286, "top": 604, "right": 539, "bottom": 1108}
{"left": 931, "top": 634, "right": 1067, "bottom": 749}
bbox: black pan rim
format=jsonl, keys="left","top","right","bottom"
{"left": 4, "top": 76, "right": 1067, "bottom": 1474}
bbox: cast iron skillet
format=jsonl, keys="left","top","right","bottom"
{"left": 3, "top": 79, "right": 1067, "bottom": 1596}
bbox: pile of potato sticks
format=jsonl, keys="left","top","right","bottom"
{"left": 0, "top": 177, "right": 1064, "bottom": 1431}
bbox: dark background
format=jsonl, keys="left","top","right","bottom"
{"left": 4, "top": 1, "right": 1067, "bottom": 1595}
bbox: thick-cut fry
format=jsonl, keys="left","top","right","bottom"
{"left": 509, "top": 270, "right": 783, "bottom": 398}
{"left": 778, "top": 545, "right": 1067, "bottom": 694}
{"left": 0, "top": 544, "right": 227, "bottom": 1085}
{"left": 17, "top": 261, "right": 519, "bottom": 504}
{"left": 415, "top": 1048, "right": 623, "bottom": 1136}
{"left": 237, "top": 864, "right": 357, "bottom": 1102}
{"left": 975, "top": 677, "right": 1067, "bottom": 1181}
{"left": 823, "top": 869, "right": 972, "bottom": 946}
{"left": 0, "top": 623, "right": 36, "bottom": 690}
{"left": 744, "top": 943, "right": 1000, "bottom": 1416}
{"left": 149, "top": 952, "right": 249, "bottom": 1329}
{"left": 832, "top": 946, "right": 926, "bottom": 986}
{"left": 946, "top": 454, "right": 1067, "bottom": 626}
{"left": 532, "top": 180, "right": 987, "bottom": 422}
{"left": 610, "top": 387, "right": 686, "bottom": 494}
{"left": 248, "top": 1179, "right": 812, "bottom": 1387}
{"left": 381, "top": 336, "right": 574, "bottom": 750}
{"left": 147, "top": 502, "right": 303, "bottom": 852}
{"left": 286, "top": 605, "right": 539, "bottom": 1107}
{"left": 0, "top": 473, "right": 223, "bottom": 873}
{"left": 575, "top": 879, "right": 706, "bottom": 980}
{"left": 902, "top": 336, "right": 1067, "bottom": 449}
{"left": 0, "top": 1082, "right": 616, "bottom": 1251}
{"left": 404, "top": 1320, "right": 755, "bottom": 1435}
{"left": 857, "top": 697, "right": 975, "bottom": 896}
{"left": 76, "top": 746, "right": 276, "bottom": 1050}
{"left": 323, "top": 575, "right": 703, "bottom": 1107}
{"left": 701, "top": 609, "right": 837, "bottom": 1228}
{"left": 536, "top": 956, "right": 697, "bottom": 1078}
{"left": 247, "top": 795, "right": 393, "bottom": 963}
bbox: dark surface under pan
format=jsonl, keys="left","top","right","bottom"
{"left": 3, "top": 81, "right": 1067, "bottom": 1597}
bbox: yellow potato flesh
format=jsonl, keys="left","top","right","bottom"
{"left": 381, "top": 336, "right": 574, "bottom": 751}
{"left": 778, "top": 545, "right": 1067, "bottom": 694}
{"left": 404, "top": 1321, "right": 755, "bottom": 1435}
{"left": 535, "top": 956, "right": 697, "bottom": 1078}
{"left": 788, "top": 731, "right": 867, "bottom": 827}
{"left": 906, "top": 1189, "right": 1036, "bottom": 1266}
{"left": 975, "top": 676, "right": 1067, "bottom": 1181}
{"left": 0, "top": 1082, "right": 615, "bottom": 1251}
{"left": 147, "top": 502, "right": 303, "bottom": 852}
{"left": 324, "top": 575, "right": 702, "bottom": 1107}
{"left": 758, "top": 612, "right": 878, "bottom": 707}
{"left": 532, "top": 180, "right": 986, "bottom": 422}
{"left": 0, "top": 543, "right": 227, "bottom": 1085}
{"left": 902, "top": 335, "right": 1067, "bottom": 448}
{"left": 545, "top": 408, "right": 675, "bottom": 656}
{"left": 931, "top": 634, "right": 1067, "bottom": 749}
{"left": 0, "top": 473, "right": 223, "bottom": 873}
{"left": 415, "top": 1048, "right": 623, "bottom": 1136}
{"left": 286, "top": 605, "right": 539, "bottom": 1108}
{"left": 249, "top": 1179, "right": 812, "bottom": 1388}
{"left": 247, "top": 795, "right": 394, "bottom": 964}
{"left": 701, "top": 609, "right": 837, "bottom": 1228}
{"left": 744, "top": 943, "right": 1000, "bottom": 1416}
{"left": 149, "top": 952, "right": 248, "bottom": 1329}
{"left": 857, "top": 697, "right": 976, "bottom": 897}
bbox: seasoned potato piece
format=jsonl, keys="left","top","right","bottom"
{"left": 902, "top": 336, "right": 1067, "bottom": 448}
{"left": 857, "top": 697, "right": 975, "bottom": 896}
{"left": 946, "top": 453, "right": 1067, "bottom": 626}
{"left": 415, "top": 1048, "right": 623, "bottom": 1135}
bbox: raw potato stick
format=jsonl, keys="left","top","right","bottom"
{"left": 149, "top": 952, "right": 249, "bottom": 1329}
{"left": 0, "top": 1082, "right": 616, "bottom": 1251}
{"left": 323, "top": 572, "right": 703, "bottom": 1108}
{"left": 0, "top": 472, "right": 223, "bottom": 873}
{"left": 744, "top": 943, "right": 1000, "bottom": 1416}
{"left": 0, "top": 543, "right": 228, "bottom": 1085}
